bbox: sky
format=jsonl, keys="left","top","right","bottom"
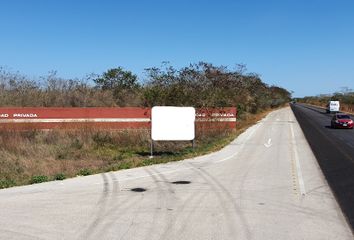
{"left": 0, "top": 0, "right": 353, "bottom": 97}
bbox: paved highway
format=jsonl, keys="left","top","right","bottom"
{"left": 291, "top": 103, "right": 354, "bottom": 230}
{"left": 0, "top": 107, "right": 352, "bottom": 239}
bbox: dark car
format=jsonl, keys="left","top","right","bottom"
{"left": 331, "top": 114, "right": 353, "bottom": 129}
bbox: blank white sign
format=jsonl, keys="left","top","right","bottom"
{"left": 151, "top": 106, "right": 195, "bottom": 141}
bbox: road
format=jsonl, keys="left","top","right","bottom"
{"left": 0, "top": 107, "right": 352, "bottom": 240}
{"left": 291, "top": 103, "right": 354, "bottom": 230}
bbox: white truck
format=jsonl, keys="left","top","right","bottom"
{"left": 326, "top": 101, "right": 340, "bottom": 113}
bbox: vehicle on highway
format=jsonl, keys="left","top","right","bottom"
{"left": 326, "top": 101, "right": 340, "bottom": 113}
{"left": 331, "top": 113, "right": 353, "bottom": 129}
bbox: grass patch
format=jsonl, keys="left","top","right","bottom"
{"left": 30, "top": 175, "right": 49, "bottom": 184}
{"left": 77, "top": 168, "right": 93, "bottom": 176}
{"left": 0, "top": 178, "right": 16, "bottom": 189}
{"left": 54, "top": 173, "right": 66, "bottom": 181}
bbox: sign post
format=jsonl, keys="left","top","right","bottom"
{"left": 150, "top": 140, "right": 154, "bottom": 159}
{"left": 150, "top": 106, "right": 196, "bottom": 157}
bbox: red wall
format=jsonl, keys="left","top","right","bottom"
{"left": 0, "top": 107, "right": 236, "bottom": 130}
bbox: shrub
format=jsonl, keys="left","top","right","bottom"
{"left": 0, "top": 178, "right": 16, "bottom": 189}
{"left": 141, "top": 158, "right": 154, "bottom": 166}
{"left": 78, "top": 168, "right": 93, "bottom": 176}
{"left": 54, "top": 173, "right": 66, "bottom": 180}
{"left": 30, "top": 175, "right": 49, "bottom": 184}
{"left": 113, "top": 150, "right": 135, "bottom": 161}
{"left": 118, "top": 161, "right": 132, "bottom": 169}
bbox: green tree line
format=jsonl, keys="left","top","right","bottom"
{"left": 297, "top": 90, "right": 354, "bottom": 113}
{"left": 298, "top": 92, "right": 354, "bottom": 106}
{"left": 0, "top": 62, "right": 291, "bottom": 115}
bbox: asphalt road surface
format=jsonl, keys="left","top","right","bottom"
{"left": 291, "top": 103, "right": 354, "bottom": 230}
{"left": 0, "top": 107, "right": 352, "bottom": 240}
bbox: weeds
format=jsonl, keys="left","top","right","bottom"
{"left": 30, "top": 175, "right": 48, "bottom": 184}
{"left": 0, "top": 178, "right": 16, "bottom": 189}
{"left": 54, "top": 173, "right": 66, "bottom": 180}
{"left": 118, "top": 161, "right": 132, "bottom": 170}
{"left": 77, "top": 168, "right": 93, "bottom": 176}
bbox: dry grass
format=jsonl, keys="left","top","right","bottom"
{"left": 0, "top": 129, "right": 152, "bottom": 185}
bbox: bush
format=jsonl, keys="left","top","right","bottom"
{"left": 30, "top": 175, "right": 48, "bottom": 184}
{"left": 78, "top": 168, "right": 93, "bottom": 176}
{"left": 118, "top": 161, "right": 132, "bottom": 169}
{"left": 0, "top": 178, "right": 16, "bottom": 189}
{"left": 54, "top": 173, "right": 66, "bottom": 180}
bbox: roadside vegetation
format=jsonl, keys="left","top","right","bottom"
{"left": 296, "top": 90, "right": 354, "bottom": 114}
{"left": 0, "top": 63, "right": 291, "bottom": 188}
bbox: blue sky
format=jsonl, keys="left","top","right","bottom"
{"left": 0, "top": 0, "right": 353, "bottom": 97}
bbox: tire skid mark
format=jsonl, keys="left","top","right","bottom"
{"left": 189, "top": 163, "right": 252, "bottom": 240}
{"left": 149, "top": 167, "right": 176, "bottom": 195}
{"left": 0, "top": 228, "right": 47, "bottom": 240}
{"left": 77, "top": 173, "right": 110, "bottom": 239}
{"left": 258, "top": 197, "right": 346, "bottom": 222}
{"left": 76, "top": 173, "right": 139, "bottom": 240}
{"left": 118, "top": 194, "right": 145, "bottom": 240}
{"left": 146, "top": 167, "right": 176, "bottom": 240}
{"left": 142, "top": 167, "right": 172, "bottom": 240}
{"left": 150, "top": 168, "right": 207, "bottom": 240}
{"left": 94, "top": 194, "right": 142, "bottom": 240}
{"left": 87, "top": 174, "right": 141, "bottom": 240}
{"left": 203, "top": 113, "right": 269, "bottom": 238}
{"left": 167, "top": 187, "right": 210, "bottom": 239}
{"left": 109, "top": 172, "right": 120, "bottom": 194}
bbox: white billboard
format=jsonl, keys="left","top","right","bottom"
{"left": 151, "top": 106, "right": 195, "bottom": 141}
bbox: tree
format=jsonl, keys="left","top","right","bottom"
{"left": 94, "top": 67, "right": 140, "bottom": 106}
{"left": 94, "top": 67, "right": 138, "bottom": 90}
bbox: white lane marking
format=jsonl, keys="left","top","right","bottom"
{"left": 264, "top": 138, "right": 272, "bottom": 148}
{"left": 214, "top": 152, "right": 238, "bottom": 163}
{"left": 290, "top": 117, "right": 306, "bottom": 196}
{"left": 216, "top": 121, "right": 263, "bottom": 163}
